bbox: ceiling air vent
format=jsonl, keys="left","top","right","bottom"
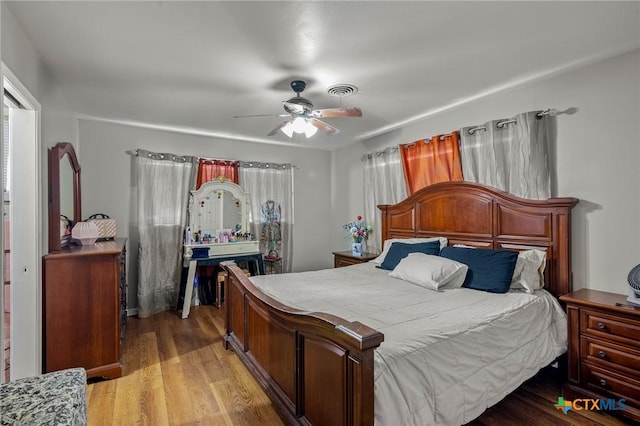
{"left": 327, "top": 84, "right": 358, "bottom": 97}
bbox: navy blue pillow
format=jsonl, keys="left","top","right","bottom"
{"left": 439, "top": 247, "right": 518, "bottom": 294}
{"left": 379, "top": 241, "right": 441, "bottom": 271}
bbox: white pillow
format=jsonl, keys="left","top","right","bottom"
{"left": 510, "top": 249, "right": 546, "bottom": 293}
{"left": 370, "top": 237, "right": 448, "bottom": 265}
{"left": 389, "top": 253, "right": 468, "bottom": 291}
{"left": 453, "top": 244, "right": 546, "bottom": 293}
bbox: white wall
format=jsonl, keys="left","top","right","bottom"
{"left": 1, "top": 2, "right": 77, "bottom": 250}
{"left": 332, "top": 48, "right": 640, "bottom": 295}
{"left": 1, "top": 2, "right": 77, "bottom": 378}
{"left": 78, "top": 119, "right": 333, "bottom": 309}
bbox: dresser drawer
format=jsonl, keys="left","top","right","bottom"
{"left": 581, "top": 309, "right": 640, "bottom": 349}
{"left": 582, "top": 364, "right": 640, "bottom": 408}
{"left": 581, "top": 336, "right": 640, "bottom": 378}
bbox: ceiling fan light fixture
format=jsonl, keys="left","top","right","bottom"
{"left": 281, "top": 122, "right": 294, "bottom": 138}
{"left": 291, "top": 116, "right": 308, "bottom": 134}
{"left": 304, "top": 124, "right": 318, "bottom": 138}
{"left": 284, "top": 116, "right": 317, "bottom": 138}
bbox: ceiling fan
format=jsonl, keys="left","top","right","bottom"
{"left": 233, "top": 80, "right": 362, "bottom": 138}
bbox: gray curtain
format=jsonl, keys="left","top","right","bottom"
{"left": 362, "top": 146, "right": 408, "bottom": 253}
{"left": 459, "top": 111, "right": 552, "bottom": 199}
{"left": 136, "top": 151, "right": 196, "bottom": 318}
{"left": 239, "top": 163, "right": 294, "bottom": 273}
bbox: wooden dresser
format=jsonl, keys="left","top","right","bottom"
{"left": 332, "top": 251, "right": 378, "bottom": 268}
{"left": 560, "top": 289, "right": 640, "bottom": 422}
{"left": 43, "top": 238, "right": 127, "bottom": 379}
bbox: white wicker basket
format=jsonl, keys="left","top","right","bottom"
{"left": 71, "top": 221, "right": 99, "bottom": 245}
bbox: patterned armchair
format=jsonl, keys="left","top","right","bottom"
{"left": 0, "top": 368, "right": 87, "bottom": 425}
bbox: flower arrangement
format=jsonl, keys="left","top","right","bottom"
{"left": 343, "top": 215, "right": 372, "bottom": 243}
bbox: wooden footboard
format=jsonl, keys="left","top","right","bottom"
{"left": 223, "top": 263, "right": 384, "bottom": 426}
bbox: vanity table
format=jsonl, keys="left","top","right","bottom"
{"left": 180, "top": 253, "right": 264, "bottom": 318}
{"left": 179, "top": 178, "right": 262, "bottom": 318}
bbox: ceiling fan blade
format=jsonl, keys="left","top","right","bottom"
{"left": 310, "top": 107, "right": 362, "bottom": 118}
{"left": 267, "top": 121, "right": 291, "bottom": 136}
{"left": 282, "top": 101, "right": 306, "bottom": 114}
{"left": 309, "top": 118, "right": 339, "bottom": 136}
{"left": 233, "top": 113, "right": 290, "bottom": 118}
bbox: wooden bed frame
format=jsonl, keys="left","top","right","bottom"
{"left": 223, "top": 181, "right": 578, "bottom": 425}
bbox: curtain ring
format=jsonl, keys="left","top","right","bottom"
{"left": 468, "top": 126, "right": 486, "bottom": 135}
{"left": 496, "top": 119, "right": 517, "bottom": 129}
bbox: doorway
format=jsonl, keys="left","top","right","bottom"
{"left": 1, "top": 66, "right": 40, "bottom": 382}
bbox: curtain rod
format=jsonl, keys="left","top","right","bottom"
{"left": 130, "top": 149, "right": 197, "bottom": 163}
{"left": 201, "top": 157, "right": 298, "bottom": 169}
{"left": 129, "top": 150, "right": 297, "bottom": 169}
{"left": 402, "top": 131, "right": 459, "bottom": 148}
{"left": 361, "top": 145, "right": 400, "bottom": 161}
{"left": 467, "top": 108, "right": 558, "bottom": 135}
{"left": 198, "top": 156, "right": 239, "bottom": 164}
{"left": 239, "top": 161, "right": 298, "bottom": 170}
{"left": 367, "top": 108, "right": 561, "bottom": 154}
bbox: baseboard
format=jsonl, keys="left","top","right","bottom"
{"left": 126, "top": 308, "right": 138, "bottom": 316}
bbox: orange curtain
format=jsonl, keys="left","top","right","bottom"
{"left": 195, "top": 159, "right": 239, "bottom": 189}
{"left": 400, "top": 132, "right": 464, "bottom": 194}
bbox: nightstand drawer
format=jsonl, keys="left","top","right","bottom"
{"left": 335, "top": 258, "right": 358, "bottom": 268}
{"left": 332, "top": 251, "right": 378, "bottom": 268}
{"left": 581, "top": 336, "right": 640, "bottom": 377}
{"left": 581, "top": 310, "right": 640, "bottom": 349}
{"left": 583, "top": 364, "right": 640, "bottom": 407}
{"left": 561, "top": 290, "right": 640, "bottom": 423}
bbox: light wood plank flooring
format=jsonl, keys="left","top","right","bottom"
{"left": 87, "top": 306, "right": 632, "bottom": 425}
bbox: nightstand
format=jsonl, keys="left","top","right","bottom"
{"left": 332, "top": 251, "right": 378, "bottom": 268}
{"left": 560, "top": 289, "right": 640, "bottom": 423}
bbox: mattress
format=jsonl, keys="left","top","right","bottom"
{"left": 250, "top": 262, "right": 567, "bottom": 426}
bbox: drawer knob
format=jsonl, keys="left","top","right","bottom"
{"left": 600, "top": 379, "right": 608, "bottom": 387}
{"left": 597, "top": 322, "right": 606, "bottom": 330}
{"left": 598, "top": 350, "right": 606, "bottom": 358}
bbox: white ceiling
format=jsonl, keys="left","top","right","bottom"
{"left": 5, "top": 1, "right": 640, "bottom": 150}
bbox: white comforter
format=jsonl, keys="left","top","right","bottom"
{"left": 250, "top": 262, "right": 567, "bottom": 426}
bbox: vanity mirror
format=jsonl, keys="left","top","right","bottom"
{"left": 184, "top": 178, "right": 259, "bottom": 257}
{"left": 48, "top": 142, "right": 81, "bottom": 252}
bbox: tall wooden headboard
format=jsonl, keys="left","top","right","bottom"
{"left": 378, "top": 182, "right": 578, "bottom": 298}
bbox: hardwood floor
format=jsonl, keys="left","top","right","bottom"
{"left": 87, "top": 306, "right": 633, "bottom": 425}
{"left": 87, "top": 306, "right": 283, "bottom": 426}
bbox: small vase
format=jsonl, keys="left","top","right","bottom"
{"left": 352, "top": 241, "right": 363, "bottom": 256}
